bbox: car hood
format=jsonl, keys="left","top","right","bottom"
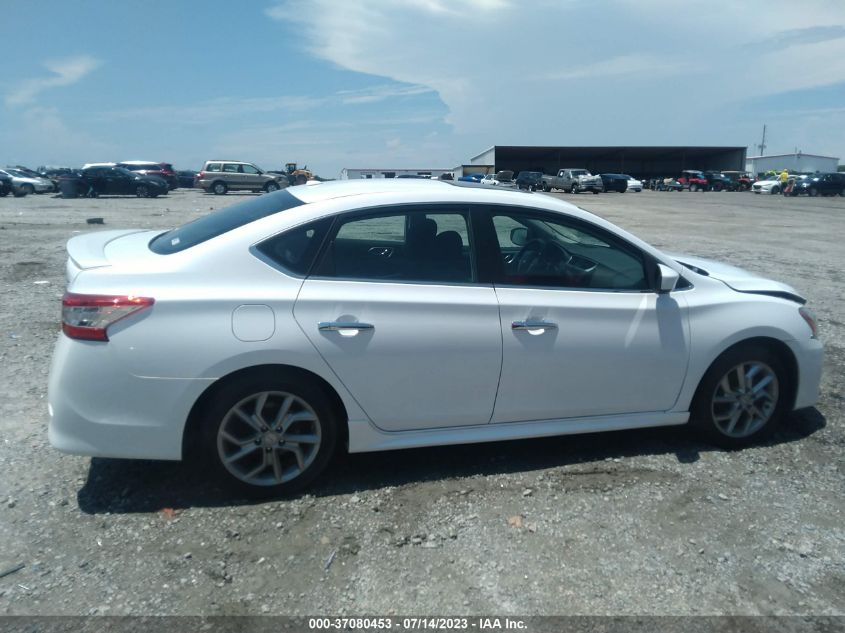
{"left": 665, "top": 252, "right": 805, "bottom": 302}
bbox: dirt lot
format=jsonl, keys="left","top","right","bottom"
{"left": 0, "top": 187, "right": 842, "bottom": 616}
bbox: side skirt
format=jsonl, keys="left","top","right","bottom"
{"left": 347, "top": 411, "right": 689, "bottom": 453}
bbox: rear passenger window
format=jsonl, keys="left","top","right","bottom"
{"left": 254, "top": 217, "right": 333, "bottom": 276}
{"left": 315, "top": 209, "right": 474, "bottom": 283}
{"left": 223, "top": 164, "right": 239, "bottom": 173}
{"left": 206, "top": 163, "right": 222, "bottom": 172}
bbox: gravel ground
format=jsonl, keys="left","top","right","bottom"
{"left": 0, "top": 187, "right": 842, "bottom": 616}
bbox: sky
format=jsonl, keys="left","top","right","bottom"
{"left": 1, "top": 0, "right": 844, "bottom": 177}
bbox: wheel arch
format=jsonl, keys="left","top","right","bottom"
{"left": 182, "top": 363, "right": 349, "bottom": 460}
{"left": 691, "top": 336, "right": 798, "bottom": 412}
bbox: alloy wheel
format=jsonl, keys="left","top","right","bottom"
{"left": 216, "top": 391, "right": 322, "bottom": 486}
{"left": 710, "top": 361, "right": 779, "bottom": 438}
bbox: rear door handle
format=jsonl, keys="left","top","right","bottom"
{"left": 318, "top": 321, "right": 375, "bottom": 332}
{"left": 512, "top": 320, "right": 558, "bottom": 331}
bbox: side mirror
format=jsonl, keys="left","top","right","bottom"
{"left": 510, "top": 227, "right": 529, "bottom": 246}
{"left": 657, "top": 264, "right": 679, "bottom": 293}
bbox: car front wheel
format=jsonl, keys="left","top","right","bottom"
{"left": 136, "top": 185, "right": 150, "bottom": 198}
{"left": 265, "top": 181, "right": 280, "bottom": 193}
{"left": 690, "top": 344, "right": 788, "bottom": 449}
{"left": 202, "top": 373, "right": 339, "bottom": 496}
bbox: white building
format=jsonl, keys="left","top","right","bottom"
{"left": 747, "top": 153, "right": 839, "bottom": 175}
{"left": 340, "top": 168, "right": 453, "bottom": 180}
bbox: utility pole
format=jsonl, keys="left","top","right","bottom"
{"left": 757, "top": 124, "right": 767, "bottom": 156}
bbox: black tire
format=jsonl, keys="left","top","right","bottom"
{"left": 689, "top": 343, "right": 789, "bottom": 449}
{"left": 265, "top": 182, "right": 280, "bottom": 193}
{"left": 713, "top": 183, "right": 723, "bottom": 192}
{"left": 201, "top": 372, "right": 339, "bottom": 497}
{"left": 136, "top": 185, "right": 150, "bottom": 198}
{"left": 212, "top": 181, "right": 228, "bottom": 195}
{"left": 771, "top": 186, "right": 780, "bottom": 195}
{"left": 543, "top": 185, "right": 551, "bottom": 192}
{"left": 13, "top": 188, "right": 27, "bottom": 198}
{"left": 23, "top": 184, "right": 35, "bottom": 196}
{"left": 570, "top": 184, "right": 578, "bottom": 194}
{"left": 808, "top": 187, "right": 819, "bottom": 197}
{"left": 840, "top": 188, "right": 845, "bottom": 197}
{"left": 0, "top": 190, "right": 7, "bottom": 197}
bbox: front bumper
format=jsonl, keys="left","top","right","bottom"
{"left": 787, "top": 337, "right": 824, "bottom": 410}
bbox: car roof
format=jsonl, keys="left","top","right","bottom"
{"left": 119, "top": 160, "right": 161, "bottom": 165}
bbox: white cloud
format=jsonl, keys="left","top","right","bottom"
{"left": 5, "top": 55, "right": 102, "bottom": 107}
{"left": 267, "top": 0, "right": 845, "bottom": 154}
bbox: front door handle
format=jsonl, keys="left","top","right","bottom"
{"left": 318, "top": 321, "right": 375, "bottom": 332}
{"left": 512, "top": 320, "right": 558, "bottom": 332}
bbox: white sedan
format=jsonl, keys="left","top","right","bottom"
{"left": 49, "top": 180, "right": 823, "bottom": 494}
{"left": 752, "top": 175, "right": 787, "bottom": 194}
{"left": 623, "top": 175, "right": 643, "bottom": 192}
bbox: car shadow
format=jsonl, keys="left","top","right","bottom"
{"left": 76, "top": 408, "right": 826, "bottom": 515}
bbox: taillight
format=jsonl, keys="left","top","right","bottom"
{"left": 62, "top": 293, "right": 155, "bottom": 341}
{"left": 197, "top": 171, "right": 205, "bottom": 179}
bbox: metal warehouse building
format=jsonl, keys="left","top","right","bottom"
{"left": 341, "top": 167, "right": 453, "bottom": 179}
{"left": 469, "top": 146, "right": 748, "bottom": 180}
{"left": 746, "top": 153, "right": 839, "bottom": 176}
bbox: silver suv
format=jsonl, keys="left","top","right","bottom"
{"left": 196, "top": 160, "right": 286, "bottom": 195}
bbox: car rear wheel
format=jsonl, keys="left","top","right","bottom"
{"left": 136, "top": 185, "right": 150, "bottom": 198}
{"left": 808, "top": 187, "right": 819, "bottom": 197}
{"left": 690, "top": 344, "right": 788, "bottom": 449}
{"left": 202, "top": 373, "right": 339, "bottom": 496}
{"left": 265, "top": 181, "right": 280, "bottom": 193}
{"left": 212, "top": 181, "right": 228, "bottom": 195}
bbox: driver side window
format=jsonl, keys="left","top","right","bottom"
{"left": 491, "top": 212, "right": 649, "bottom": 291}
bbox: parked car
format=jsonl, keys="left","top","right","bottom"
{"left": 515, "top": 171, "right": 545, "bottom": 191}
{"left": 457, "top": 173, "right": 485, "bottom": 183}
{"left": 177, "top": 170, "right": 198, "bottom": 188}
{"left": 48, "top": 179, "right": 823, "bottom": 495}
{"left": 678, "top": 170, "right": 709, "bottom": 192}
{"left": 117, "top": 161, "right": 178, "bottom": 190}
{"left": 69, "top": 166, "right": 169, "bottom": 198}
{"left": 622, "top": 175, "right": 642, "bottom": 192}
{"left": 542, "top": 168, "right": 603, "bottom": 194}
{"left": 703, "top": 171, "right": 732, "bottom": 192}
{"left": 598, "top": 173, "right": 628, "bottom": 193}
{"left": 790, "top": 172, "right": 845, "bottom": 197}
{"left": 196, "top": 160, "right": 287, "bottom": 195}
{"left": 0, "top": 172, "right": 17, "bottom": 197}
{"left": 481, "top": 171, "right": 515, "bottom": 187}
{"left": 0, "top": 168, "right": 55, "bottom": 194}
{"left": 36, "top": 166, "right": 77, "bottom": 189}
{"left": 752, "top": 175, "right": 787, "bottom": 195}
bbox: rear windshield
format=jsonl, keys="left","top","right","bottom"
{"left": 149, "top": 190, "right": 304, "bottom": 254}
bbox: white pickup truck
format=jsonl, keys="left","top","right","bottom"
{"left": 542, "top": 168, "right": 604, "bottom": 194}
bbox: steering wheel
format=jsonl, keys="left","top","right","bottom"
{"left": 512, "top": 239, "right": 572, "bottom": 275}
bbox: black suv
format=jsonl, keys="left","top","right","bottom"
{"left": 515, "top": 171, "right": 544, "bottom": 191}
{"left": 791, "top": 172, "right": 845, "bottom": 197}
